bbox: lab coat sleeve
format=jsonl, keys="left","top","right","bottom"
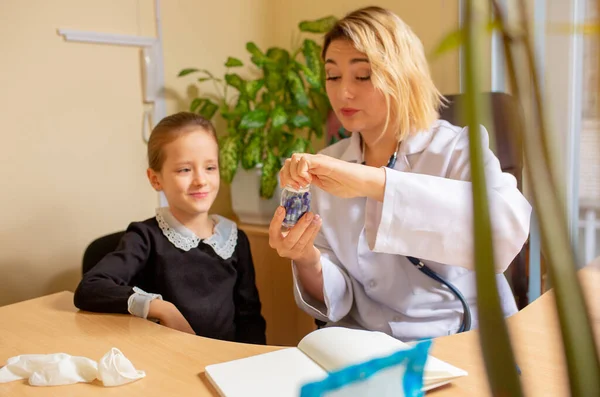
{"left": 292, "top": 198, "right": 354, "bottom": 323}
{"left": 364, "top": 126, "right": 532, "bottom": 273}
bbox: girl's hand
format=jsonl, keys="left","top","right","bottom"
{"left": 148, "top": 300, "right": 196, "bottom": 335}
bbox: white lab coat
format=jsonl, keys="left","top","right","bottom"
{"left": 292, "top": 120, "right": 532, "bottom": 341}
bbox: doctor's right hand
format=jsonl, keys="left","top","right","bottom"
{"left": 268, "top": 206, "right": 322, "bottom": 268}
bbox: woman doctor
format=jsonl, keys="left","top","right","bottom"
{"left": 268, "top": 6, "right": 532, "bottom": 341}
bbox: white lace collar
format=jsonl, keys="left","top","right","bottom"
{"left": 155, "top": 207, "right": 238, "bottom": 259}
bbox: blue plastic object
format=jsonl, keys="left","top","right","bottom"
{"left": 299, "top": 339, "right": 432, "bottom": 397}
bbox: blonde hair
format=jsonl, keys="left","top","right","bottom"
{"left": 147, "top": 112, "right": 217, "bottom": 172}
{"left": 322, "top": 6, "right": 443, "bottom": 140}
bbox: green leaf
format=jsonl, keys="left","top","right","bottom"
{"left": 219, "top": 136, "right": 240, "bottom": 184}
{"left": 248, "top": 56, "right": 260, "bottom": 66}
{"left": 264, "top": 68, "right": 285, "bottom": 93}
{"left": 260, "top": 150, "right": 280, "bottom": 199}
{"left": 266, "top": 128, "right": 284, "bottom": 150}
{"left": 190, "top": 98, "right": 218, "bottom": 120}
{"left": 245, "top": 79, "right": 265, "bottom": 101}
{"left": 178, "top": 68, "right": 199, "bottom": 77}
{"left": 302, "top": 39, "right": 323, "bottom": 82}
{"left": 262, "top": 48, "right": 290, "bottom": 93}
{"left": 431, "top": 21, "right": 500, "bottom": 59}
{"left": 284, "top": 137, "right": 308, "bottom": 157}
{"left": 246, "top": 42, "right": 263, "bottom": 58}
{"left": 271, "top": 106, "right": 288, "bottom": 129}
{"left": 266, "top": 48, "right": 291, "bottom": 69}
{"left": 220, "top": 102, "right": 234, "bottom": 120}
{"left": 197, "top": 77, "right": 211, "bottom": 82}
{"left": 306, "top": 107, "right": 324, "bottom": 138}
{"left": 225, "top": 74, "right": 245, "bottom": 93}
{"left": 259, "top": 92, "right": 274, "bottom": 113}
{"left": 234, "top": 96, "right": 250, "bottom": 115}
{"left": 221, "top": 111, "right": 236, "bottom": 121}
{"left": 222, "top": 98, "right": 242, "bottom": 121}
{"left": 190, "top": 98, "right": 203, "bottom": 113}
{"left": 239, "top": 109, "right": 268, "bottom": 129}
{"left": 225, "top": 57, "right": 243, "bottom": 67}
{"left": 431, "top": 29, "right": 465, "bottom": 58}
{"left": 246, "top": 42, "right": 271, "bottom": 66}
{"left": 200, "top": 69, "right": 218, "bottom": 79}
{"left": 298, "top": 16, "right": 337, "bottom": 33}
{"left": 256, "top": 100, "right": 272, "bottom": 114}
{"left": 241, "top": 132, "right": 263, "bottom": 170}
{"left": 461, "top": 3, "right": 524, "bottom": 396}
{"left": 197, "top": 99, "right": 219, "bottom": 120}
{"left": 225, "top": 126, "right": 246, "bottom": 141}
{"left": 290, "top": 113, "right": 311, "bottom": 128}
{"left": 295, "top": 61, "right": 321, "bottom": 89}
{"left": 287, "top": 70, "right": 309, "bottom": 108}
{"left": 277, "top": 131, "right": 295, "bottom": 153}
{"left": 309, "top": 89, "right": 331, "bottom": 121}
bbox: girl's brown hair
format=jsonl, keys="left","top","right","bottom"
{"left": 147, "top": 112, "right": 217, "bottom": 172}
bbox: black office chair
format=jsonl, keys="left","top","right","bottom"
{"left": 81, "top": 231, "right": 125, "bottom": 275}
{"left": 314, "top": 92, "right": 529, "bottom": 329}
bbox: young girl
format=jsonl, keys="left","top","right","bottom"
{"left": 74, "top": 112, "right": 266, "bottom": 345}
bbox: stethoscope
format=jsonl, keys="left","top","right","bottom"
{"left": 363, "top": 137, "right": 472, "bottom": 333}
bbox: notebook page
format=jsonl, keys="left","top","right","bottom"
{"left": 205, "top": 348, "right": 328, "bottom": 397}
{"left": 298, "top": 327, "right": 467, "bottom": 383}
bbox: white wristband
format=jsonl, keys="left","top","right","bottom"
{"left": 127, "top": 286, "right": 163, "bottom": 319}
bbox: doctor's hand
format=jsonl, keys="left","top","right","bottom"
{"left": 280, "top": 153, "right": 386, "bottom": 201}
{"left": 268, "top": 206, "right": 322, "bottom": 268}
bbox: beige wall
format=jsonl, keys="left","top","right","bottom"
{"left": 161, "top": 0, "right": 272, "bottom": 219}
{"left": 0, "top": 0, "right": 270, "bottom": 306}
{"left": 270, "top": 0, "right": 461, "bottom": 95}
{"left": 0, "top": 0, "right": 156, "bottom": 306}
{"left": 0, "top": 0, "right": 460, "bottom": 306}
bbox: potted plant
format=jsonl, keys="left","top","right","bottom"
{"left": 178, "top": 16, "right": 337, "bottom": 224}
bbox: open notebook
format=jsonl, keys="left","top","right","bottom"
{"left": 205, "top": 327, "right": 467, "bottom": 396}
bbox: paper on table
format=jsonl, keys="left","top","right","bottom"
{"left": 0, "top": 347, "right": 145, "bottom": 387}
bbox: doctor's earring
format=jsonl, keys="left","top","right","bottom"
{"left": 280, "top": 185, "right": 311, "bottom": 230}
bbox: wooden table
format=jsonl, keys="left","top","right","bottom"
{"left": 0, "top": 259, "right": 598, "bottom": 396}
{"left": 430, "top": 257, "right": 600, "bottom": 396}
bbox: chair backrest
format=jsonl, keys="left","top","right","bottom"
{"left": 439, "top": 92, "right": 524, "bottom": 189}
{"left": 81, "top": 231, "right": 125, "bottom": 275}
{"left": 439, "top": 92, "right": 529, "bottom": 309}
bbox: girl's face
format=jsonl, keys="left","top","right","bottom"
{"left": 324, "top": 39, "right": 388, "bottom": 139}
{"left": 147, "top": 129, "right": 220, "bottom": 221}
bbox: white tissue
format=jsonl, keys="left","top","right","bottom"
{"left": 0, "top": 353, "right": 97, "bottom": 386}
{"left": 0, "top": 348, "right": 145, "bottom": 387}
{"left": 98, "top": 348, "right": 146, "bottom": 386}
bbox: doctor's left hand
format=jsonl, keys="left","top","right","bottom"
{"left": 268, "top": 206, "right": 322, "bottom": 267}
{"left": 280, "top": 153, "right": 386, "bottom": 200}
